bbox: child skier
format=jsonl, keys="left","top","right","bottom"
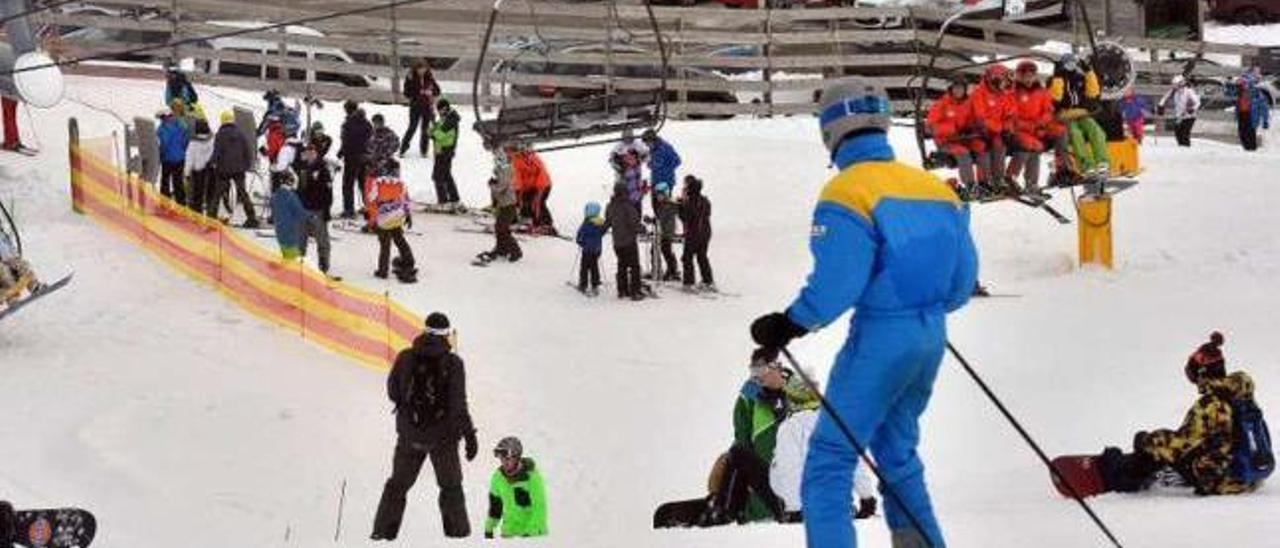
{"left": 1119, "top": 87, "right": 1151, "bottom": 145}
{"left": 653, "top": 182, "right": 680, "bottom": 281}
{"left": 365, "top": 161, "right": 417, "bottom": 282}
{"left": 477, "top": 150, "right": 522, "bottom": 265}
{"left": 575, "top": 202, "right": 607, "bottom": 296}
{"left": 485, "top": 437, "right": 549, "bottom": 539}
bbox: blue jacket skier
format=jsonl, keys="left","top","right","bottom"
{"left": 750, "top": 78, "right": 978, "bottom": 548}
{"left": 642, "top": 129, "right": 682, "bottom": 192}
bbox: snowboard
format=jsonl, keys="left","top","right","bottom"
{"left": 1049, "top": 454, "right": 1107, "bottom": 498}
{"left": 0, "top": 273, "right": 74, "bottom": 323}
{"left": 4, "top": 506, "right": 96, "bottom": 548}
{"left": 653, "top": 497, "right": 712, "bottom": 529}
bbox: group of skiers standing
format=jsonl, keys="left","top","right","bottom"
{"left": 927, "top": 53, "right": 1113, "bottom": 199}
{"left": 371, "top": 312, "right": 549, "bottom": 541}
{"left": 572, "top": 129, "right": 714, "bottom": 299}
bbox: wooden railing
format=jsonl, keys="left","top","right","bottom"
{"left": 39, "top": 0, "right": 1260, "bottom": 121}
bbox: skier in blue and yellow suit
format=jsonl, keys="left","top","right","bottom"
{"left": 752, "top": 78, "right": 978, "bottom": 548}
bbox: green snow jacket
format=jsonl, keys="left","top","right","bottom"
{"left": 486, "top": 458, "right": 548, "bottom": 538}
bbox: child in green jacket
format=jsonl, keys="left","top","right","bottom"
{"left": 485, "top": 437, "right": 548, "bottom": 538}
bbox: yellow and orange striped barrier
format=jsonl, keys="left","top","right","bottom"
{"left": 68, "top": 123, "right": 421, "bottom": 371}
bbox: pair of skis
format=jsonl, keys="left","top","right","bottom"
{"left": 0, "top": 273, "right": 74, "bottom": 323}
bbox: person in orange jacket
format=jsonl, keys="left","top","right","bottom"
{"left": 365, "top": 160, "right": 417, "bottom": 283}
{"left": 1007, "top": 60, "right": 1067, "bottom": 195}
{"left": 969, "top": 64, "right": 1015, "bottom": 190}
{"left": 926, "top": 77, "right": 990, "bottom": 194}
{"left": 511, "top": 146, "right": 555, "bottom": 235}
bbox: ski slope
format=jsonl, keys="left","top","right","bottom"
{"left": 2, "top": 74, "right": 1278, "bottom": 547}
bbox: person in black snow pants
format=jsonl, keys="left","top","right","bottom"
{"left": 399, "top": 60, "right": 441, "bottom": 158}
{"left": 337, "top": 101, "right": 373, "bottom": 219}
{"left": 372, "top": 312, "right": 479, "bottom": 541}
{"left": 604, "top": 183, "right": 644, "bottom": 300}
{"left": 679, "top": 175, "right": 715, "bottom": 292}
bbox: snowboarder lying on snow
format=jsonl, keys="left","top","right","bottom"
{"left": 1087, "top": 332, "right": 1273, "bottom": 496}
{"left": 0, "top": 228, "right": 41, "bottom": 302}
{"left": 485, "top": 436, "right": 549, "bottom": 539}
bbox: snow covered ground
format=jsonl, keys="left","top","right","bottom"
{"left": 2, "top": 74, "right": 1279, "bottom": 547}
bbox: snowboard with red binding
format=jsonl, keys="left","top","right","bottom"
{"left": 1050, "top": 454, "right": 1107, "bottom": 498}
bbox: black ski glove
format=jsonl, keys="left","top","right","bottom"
{"left": 464, "top": 429, "right": 479, "bottom": 462}
{"left": 485, "top": 531, "right": 494, "bottom": 539}
{"left": 751, "top": 311, "right": 808, "bottom": 350}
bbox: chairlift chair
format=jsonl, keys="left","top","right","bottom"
{"left": 471, "top": 0, "right": 669, "bottom": 152}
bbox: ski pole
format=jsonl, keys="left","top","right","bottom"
{"left": 945, "top": 342, "right": 1124, "bottom": 548}
{"left": 779, "top": 348, "right": 935, "bottom": 548}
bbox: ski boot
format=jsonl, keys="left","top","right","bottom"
{"left": 699, "top": 282, "right": 718, "bottom": 294}
{"left": 394, "top": 268, "right": 418, "bottom": 284}
{"left": 373, "top": 269, "right": 389, "bottom": 280}
{"left": 473, "top": 251, "right": 496, "bottom": 267}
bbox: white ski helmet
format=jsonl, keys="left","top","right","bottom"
{"left": 817, "top": 77, "right": 891, "bottom": 155}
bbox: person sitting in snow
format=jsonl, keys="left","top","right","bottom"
{"left": 701, "top": 347, "right": 793, "bottom": 526}
{"left": 0, "top": 227, "right": 41, "bottom": 302}
{"left": 771, "top": 373, "right": 878, "bottom": 522}
{"left": 484, "top": 436, "right": 549, "bottom": 539}
{"left": 575, "top": 201, "right": 607, "bottom": 296}
{"left": 1092, "top": 332, "right": 1272, "bottom": 496}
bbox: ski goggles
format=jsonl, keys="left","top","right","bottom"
{"left": 818, "top": 95, "right": 891, "bottom": 127}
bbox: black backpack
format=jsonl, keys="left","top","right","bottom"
{"left": 402, "top": 357, "right": 449, "bottom": 427}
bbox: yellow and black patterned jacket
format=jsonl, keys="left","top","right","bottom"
{"left": 1141, "top": 372, "right": 1257, "bottom": 495}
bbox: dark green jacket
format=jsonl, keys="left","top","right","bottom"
{"left": 486, "top": 458, "right": 548, "bottom": 538}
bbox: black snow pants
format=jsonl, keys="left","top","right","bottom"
{"left": 372, "top": 438, "right": 470, "bottom": 539}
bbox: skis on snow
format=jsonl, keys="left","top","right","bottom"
{"left": 0, "top": 272, "right": 74, "bottom": 322}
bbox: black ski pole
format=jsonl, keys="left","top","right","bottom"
{"left": 779, "top": 348, "right": 935, "bottom": 548}
{"left": 945, "top": 342, "right": 1124, "bottom": 548}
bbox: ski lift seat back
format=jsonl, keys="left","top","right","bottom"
{"left": 471, "top": 0, "right": 668, "bottom": 152}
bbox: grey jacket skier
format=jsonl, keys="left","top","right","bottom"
{"left": 482, "top": 150, "right": 521, "bottom": 262}
{"left": 603, "top": 183, "right": 644, "bottom": 299}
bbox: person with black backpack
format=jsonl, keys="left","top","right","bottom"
{"left": 1089, "top": 332, "right": 1273, "bottom": 496}
{"left": 372, "top": 312, "right": 480, "bottom": 541}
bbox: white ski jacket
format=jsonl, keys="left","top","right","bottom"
{"left": 770, "top": 410, "right": 875, "bottom": 512}
{"left": 1160, "top": 86, "right": 1201, "bottom": 122}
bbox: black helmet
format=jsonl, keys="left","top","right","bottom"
{"left": 641, "top": 128, "right": 657, "bottom": 142}
{"left": 343, "top": 100, "right": 359, "bottom": 114}
{"left": 494, "top": 436, "right": 523, "bottom": 460}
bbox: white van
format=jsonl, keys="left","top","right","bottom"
{"left": 195, "top": 21, "right": 387, "bottom": 89}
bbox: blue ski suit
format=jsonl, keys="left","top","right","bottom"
{"left": 788, "top": 132, "right": 977, "bottom": 548}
